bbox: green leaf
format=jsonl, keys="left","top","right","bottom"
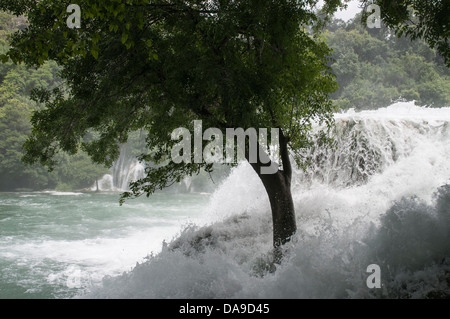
{"left": 121, "top": 32, "right": 128, "bottom": 45}
{"left": 91, "top": 47, "right": 99, "bottom": 59}
{"left": 149, "top": 52, "right": 158, "bottom": 60}
{"left": 92, "top": 34, "right": 100, "bottom": 44}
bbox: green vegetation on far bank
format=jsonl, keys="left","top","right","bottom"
{"left": 0, "top": 12, "right": 108, "bottom": 191}
{"left": 327, "top": 14, "right": 450, "bottom": 110}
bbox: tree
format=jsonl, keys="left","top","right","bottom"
{"left": 361, "top": 0, "right": 449, "bottom": 67}
{"left": 0, "top": 0, "right": 343, "bottom": 262}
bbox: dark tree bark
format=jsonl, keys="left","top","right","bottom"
{"left": 248, "top": 130, "right": 296, "bottom": 263}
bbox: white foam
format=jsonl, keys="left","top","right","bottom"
{"left": 43, "top": 191, "right": 85, "bottom": 196}
{"left": 336, "top": 101, "right": 450, "bottom": 121}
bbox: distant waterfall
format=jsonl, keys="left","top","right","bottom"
{"left": 93, "top": 145, "right": 145, "bottom": 192}
{"left": 111, "top": 148, "right": 145, "bottom": 191}
{"left": 294, "top": 102, "right": 450, "bottom": 188}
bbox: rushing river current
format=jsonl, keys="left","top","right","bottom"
{"left": 0, "top": 192, "right": 210, "bottom": 298}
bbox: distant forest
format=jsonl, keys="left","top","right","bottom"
{"left": 0, "top": 12, "right": 109, "bottom": 191}
{"left": 327, "top": 13, "right": 450, "bottom": 110}
{"left": 0, "top": 11, "right": 449, "bottom": 191}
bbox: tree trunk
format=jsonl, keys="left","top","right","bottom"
{"left": 248, "top": 130, "right": 296, "bottom": 263}
{"left": 261, "top": 171, "right": 296, "bottom": 263}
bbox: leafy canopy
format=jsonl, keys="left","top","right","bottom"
{"left": 0, "top": 0, "right": 342, "bottom": 201}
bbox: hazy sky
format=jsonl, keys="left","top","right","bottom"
{"left": 316, "top": 0, "right": 363, "bottom": 21}
{"left": 334, "top": 0, "right": 363, "bottom": 21}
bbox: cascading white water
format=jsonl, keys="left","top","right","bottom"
{"left": 93, "top": 145, "right": 145, "bottom": 192}
{"left": 86, "top": 102, "right": 450, "bottom": 299}
{"left": 112, "top": 153, "right": 145, "bottom": 191}
{"left": 295, "top": 102, "right": 450, "bottom": 189}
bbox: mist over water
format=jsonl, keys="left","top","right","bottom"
{"left": 1, "top": 102, "right": 449, "bottom": 299}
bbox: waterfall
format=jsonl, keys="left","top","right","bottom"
{"left": 295, "top": 102, "right": 450, "bottom": 188}
{"left": 93, "top": 145, "right": 145, "bottom": 192}
{"left": 111, "top": 147, "right": 145, "bottom": 191}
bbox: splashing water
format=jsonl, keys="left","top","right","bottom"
{"left": 84, "top": 102, "right": 450, "bottom": 299}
